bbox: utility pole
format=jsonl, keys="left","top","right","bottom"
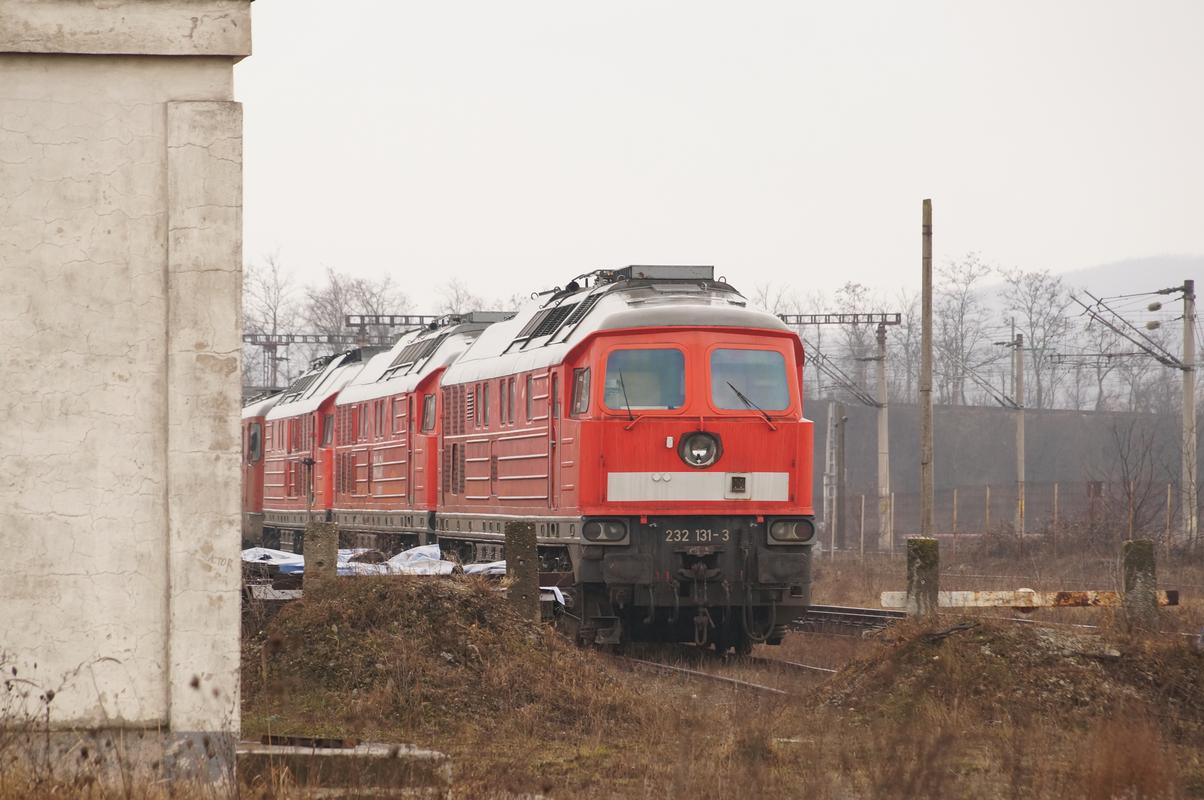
{"left": 836, "top": 402, "right": 847, "bottom": 551}
{"left": 1014, "top": 332, "right": 1025, "bottom": 540}
{"left": 920, "top": 199, "right": 934, "bottom": 536}
{"left": 876, "top": 323, "right": 892, "bottom": 551}
{"left": 823, "top": 403, "right": 837, "bottom": 553}
{"left": 1183, "top": 280, "right": 1197, "bottom": 550}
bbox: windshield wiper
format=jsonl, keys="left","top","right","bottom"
{"left": 617, "top": 372, "right": 634, "bottom": 421}
{"left": 726, "top": 381, "right": 776, "bottom": 430}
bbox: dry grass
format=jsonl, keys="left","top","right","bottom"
{"left": 234, "top": 565, "right": 1204, "bottom": 798}
{"left": 8, "top": 552, "right": 1203, "bottom": 798}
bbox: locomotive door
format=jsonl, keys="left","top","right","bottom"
{"left": 548, "top": 371, "right": 559, "bottom": 510}
{"left": 406, "top": 395, "right": 415, "bottom": 505}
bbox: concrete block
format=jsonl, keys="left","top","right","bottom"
{"left": 0, "top": 0, "right": 252, "bottom": 57}
{"left": 906, "top": 537, "right": 939, "bottom": 617}
{"left": 237, "top": 741, "right": 451, "bottom": 797}
{"left": 304, "top": 523, "right": 339, "bottom": 588}
{"left": 1122, "top": 538, "right": 1158, "bottom": 630}
{"left": 504, "top": 521, "right": 539, "bottom": 623}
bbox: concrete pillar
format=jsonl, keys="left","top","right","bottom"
{"left": 504, "top": 521, "right": 540, "bottom": 623}
{"left": 0, "top": 0, "right": 250, "bottom": 782}
{"left": 1122, "top": 539, "right": 1158, "bottom": 630}
{"left": 304, "top": 522, "right": 340, "bottom": 589}
{"left": 906, "top": 537, "right": 940, "bottom": 617}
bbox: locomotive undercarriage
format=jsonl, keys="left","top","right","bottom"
{"left": 438, "top": 514, "right": 813, "bottom": 652}
{"left": 259, "top": 511, "right": 813, "bottom": 654}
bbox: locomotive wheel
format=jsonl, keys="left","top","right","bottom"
{"left": 713, "top": 616, "right": 753, "bottom": 656}
{"left": 563, "top": 585, "right": 621, "bottom": 649}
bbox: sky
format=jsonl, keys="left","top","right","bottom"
{"left": 235, "top": 1, "right": 1204, "bottom": 313}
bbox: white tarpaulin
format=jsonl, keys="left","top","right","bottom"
{"left": 463, "top": 560, "right": 506, "bottom": 576}
{"left": 342, "top": 544, "right": 458, "bottom": 576}
{"left": 241, "top": 547, "right": 305, "bottom": 573}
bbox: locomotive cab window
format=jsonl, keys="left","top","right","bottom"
{"left": 421, "top": 393, "right": 436, "bottom": 432}
{"left": 710, "top": 348, "right": 790, "bottom": 412}
{"left": 571, "top": 367, "right": 591, "bottom": 415}
{"left": 321, "top": 414, "right": 333, "bottom": 447}
{"left": 604, "top": 348, "right": 685, "bottom": 411}
{"left": 248, "top": 422, "right": 262, "bottom": 463}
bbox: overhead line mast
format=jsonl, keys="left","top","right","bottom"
{"left": 1072, "top": 281, "right": 1198, "bottom": 550}
{"left": 779, "top": 312, "right": 901, "bottom": 552}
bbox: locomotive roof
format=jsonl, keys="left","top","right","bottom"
{"left": 241, "top": 391, "right": 282, "bottom": 420}
{"left": 265, "top": 348, "right": 379, "bottom": 421}
{"left": 442, "top": 269, "right": 792, "bottom": 385}
{"left": 335, "top": 315, "right": 510, "bottom": 405}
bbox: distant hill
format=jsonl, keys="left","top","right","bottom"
{"left": 1055, "top": 254, "right": 1204, "bottom": 295}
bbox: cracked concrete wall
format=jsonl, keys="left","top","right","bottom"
{"left": 0, "top": 1, "right": 249, "bottom": 739}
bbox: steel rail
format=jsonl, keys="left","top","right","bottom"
{"left": 734, "top": 654, "right": 837, "bottom": 675}
{"left": 790, "top": 604, "right": 906, "bottom": 634}
{"left": 616, "top": 656, "right": 789, "bottom": 696}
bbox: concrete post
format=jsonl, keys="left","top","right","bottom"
{"left": 919, "top": 199, "right": 935, "bottom": 536}
{"left": 1014, "top": 333, "right": 1025, "bottom": 540}
{"left": 1183, "top": 279, "right": 1198, "bottom": 550}
{"left": 1122, "top": 539, "right": 1158, "bottom": 629}
{"left": 906, "top": 537, "right": 939, "bottom": 617}
{"left": 304, "top": 523, "right": 339, "bottom": 589}
{"left": 876, "top": 324, "right": 892, "bottom": 552}
{"left": 504, "top": 521, "right": 540, "bottom": 623}
{"left": 836, "top": 402, "right": 847, "bottom": 551}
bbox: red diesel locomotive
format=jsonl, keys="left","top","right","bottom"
{"left": 245, "top": 266, "right": 815, "bottom": 652}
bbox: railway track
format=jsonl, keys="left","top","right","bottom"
{"left": 789, "top": 604, "right": 907, "bottom": 636}
{"left": 614, "top": 644, "right": 840, "bottom": 698}
{"left": 733, "top": 653, "right": 838, "bottom": 675}
{"left": 618, "top": 655, "right": 791, "bottom": 696}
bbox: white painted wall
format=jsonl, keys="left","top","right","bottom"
{"left": 0, "top": 2, "right": 249, "bottom": 739}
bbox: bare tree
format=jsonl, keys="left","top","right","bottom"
{"left": 935, "top": 253, "right": 995, "bottom": 405}
{"left": 1000, "top": 268, "right": 1071, "bottom": 409}
{"left": 749, "top": 282, "right": 799, "bottom": 316}
{"left": 439, "top": 278, "right": 485, "bottom": 316}
{"left": 242, "top": 252, "right": 299, "bottom": 388}
{"left": 833, "top": 282, "right": 877, "bottom": 389}
{"left": 1083, "top": 320, "right": 1125, "bottom": 411}
{"left": 302, "top": 267, "right": 410, "bottom": 336}
{"left": 890, "top": 289, "right": 921, "bottom": 403}
{"left": 1089, "top": 416, "right": 1176, "bottom": 545}
{"left": 796, "top": 288, "right": 828, "bottom": 400}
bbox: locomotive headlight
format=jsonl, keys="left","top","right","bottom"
{"left": 678, "top": 431, "right": 722, "bottom": 468}
{"left": 583, "top": 519, "right": 628, "bottom": 543}
{"left": 768, "top": 518, "right": 816, "bottom": 544}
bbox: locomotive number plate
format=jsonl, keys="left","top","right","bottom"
{"left": 664, "top": 528, "right": 730, "bottom": 543}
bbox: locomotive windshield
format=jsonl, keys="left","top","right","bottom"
{"left": 710, "top": 349, "right": 790, "bottom": 411}
{"left": 603, "top": 348, "right": 685, "bottom": 411}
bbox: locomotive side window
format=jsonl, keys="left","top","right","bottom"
{"left": 571, "top": 368, "right": 591, "bottom": 416}
{"left": 604, "top": 349, "right": 685, "bottom": 411}
{"left": 710, "top": 348, "right": 790, "bottom": 411}
{"left": 508, "top": 378, "right": 517, "bottom": 424}
{"left": 422, "top": 393, "right": 436, "bottom": 432}
{"left": 248, "top": 422, "right": 262, "bottom": 463}
{"left": 321, "top": 414, "right": 333, "bottom": 447}
{"left": 393, "top": 396, "right": 406, "bottom": 436}
{"left": 525, "top": 375, "right": 534, "bottom": 420}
